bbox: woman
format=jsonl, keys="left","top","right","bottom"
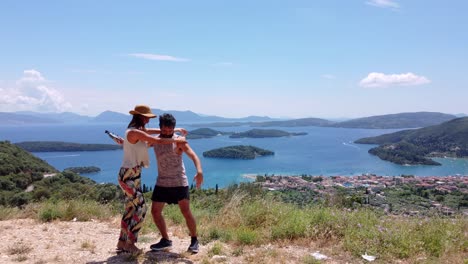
{"left": 116, "top": 105, "right": 186, "bottom": 254}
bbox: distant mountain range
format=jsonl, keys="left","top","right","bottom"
{"left": 195, "top": 112, "right": 458, "bottom": 129}
{"left": 0, "top": 109, "right": 276, "bottom": 125}
{"left": 329, "top": 112, "right": 457, "bottom": 129}
{"left": 355, "top": 117, "right": 468, "bottom": 165}
{"left": 0, "top": 110, "right": 462, "bottom": 129}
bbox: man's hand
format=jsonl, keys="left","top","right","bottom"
{"left": 194, "top": 172, "right": 203, "bottom": 189}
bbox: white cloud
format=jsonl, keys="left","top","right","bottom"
{"left": 128, "top": 53, "right": 189, "bottom": 62}
{"left": 0, "top": 70, "right": 72, "bottom": 112}
{"left": 359, "top": 72, "right": 431, "bottom": 88}
{"left": 366, "top": 0, "right": 399, "bottom": 9}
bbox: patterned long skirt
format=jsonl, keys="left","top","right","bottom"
{"left": 118, "top": 166, "right": 147, "bottom": 243}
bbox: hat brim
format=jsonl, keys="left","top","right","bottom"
{"left": 129, "top": 110, "right": 157, "bottom": 118}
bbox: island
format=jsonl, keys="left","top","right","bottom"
{"left": 203, "top": 145, "right": 274, "bottom": 159}
{"left": 63, "top": 166, "right": 101, "bottom": 174}
{"left": 355, "top": 117, "right": 468, "bottom": 165}
{"left": 229, "top": 129, "right": 307, "bottom": 138}
{"left": 186, "top": 128, "right": 233, "bottom": 139}
{"left": 14, "top": 141, "right": 122, "bottom": 152}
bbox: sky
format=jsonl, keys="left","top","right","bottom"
{"left": 0, "top": 0, "right": 467, "bottom": 119}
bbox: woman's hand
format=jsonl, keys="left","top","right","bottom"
{"left": 175, "top": 128, "right": 188, "bottom": 136}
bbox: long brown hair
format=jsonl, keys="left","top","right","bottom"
{"left": 127, "top": 114, "right": 146, "bottom": 129}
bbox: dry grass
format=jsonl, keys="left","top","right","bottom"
{"left": 7, "top": 242, "right": 32, "bottom": 255}
{"left": 80, "top": 240, "right": 96, "bottom": 253}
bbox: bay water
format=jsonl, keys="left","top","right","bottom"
{"left": 1, "top": 123, "right": 467, "bottom": 189}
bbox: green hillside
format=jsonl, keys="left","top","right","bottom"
{"left": 229, "top": 129, "right": 307, "bottom": 138}
{"left": 355, "top": 117, "right": 468, "bottom": 165}
{"left": 0, "top": 141, "right": 120, "bottom": 207}
{"left": 15, "top": 141, "right": 122, "bottom": 152}
{"left": 0, "top": 141, "right": 57, "bottom": 176}
{"left": 332, "top": 112, "right": 456, "bottom": 129}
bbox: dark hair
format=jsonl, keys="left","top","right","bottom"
{"left": 159, "top": 113, "right": 176, "bottom": 128}
{"left": 127, "top": 114, "right": 146, "bottom": 129}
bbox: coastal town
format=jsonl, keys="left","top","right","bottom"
{"left": 255, "top": 174, "right": 468, "bottom": 216}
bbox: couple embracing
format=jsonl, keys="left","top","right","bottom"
{"left": 116, "top": 105, "right": 203, "bottom": 254}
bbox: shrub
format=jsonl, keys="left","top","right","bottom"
{"left": 39, "top": 206, "right": 63, "bottom": 222}
{"left": 236, "top": 227, "right": 258, "bottom": 245}
{"left": 32, "top": 187, "right": 51, "bottom": 201}
{"left": 9, "top": 192, "right": 31, "bottom": 207}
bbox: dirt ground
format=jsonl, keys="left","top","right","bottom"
{"left": 0, "top": 218, "right": 370, "bottom": 264}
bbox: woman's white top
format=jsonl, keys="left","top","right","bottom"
{"left": 121, "top": 129, "right": 150, "bottom": 168}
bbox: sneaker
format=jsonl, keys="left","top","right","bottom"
{"left": 150, "top": 238, "right": 172, "bottom": 251}
{"left": 187, "top": 238, "right": 199, "bottom": 254}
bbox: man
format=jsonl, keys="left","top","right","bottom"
{"left": 150, "top": 113, "right": 203, "bottom": 254}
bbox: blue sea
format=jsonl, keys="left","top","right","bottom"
{"left": 1, "top": 123, "right": 468, "bottom": 188}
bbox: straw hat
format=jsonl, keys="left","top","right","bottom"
{"left": 129, "top": 105, "right": 157, "bottom": 118}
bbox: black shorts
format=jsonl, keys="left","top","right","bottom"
{"left": 151, "top": 186, "right": 190, "bottom": 205}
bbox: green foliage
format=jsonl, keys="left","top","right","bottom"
{"left": 163, "top": 204, "right": 185, "bottom": 225}
{"left": 270, "top": 207, "right": 308, "bottom": 240}
{"left": 9, "top": 192, "right": 32, "bottom": 207}
{"left": 0, "top": 141, "right": 57, "bottom": 176}
{"left": 369, "top": 142, "right": 440, "bottom": 166}
{"left": 38, "top": 200, "right": 119, "bottom": 222}
{"left": 235, "top": 227, "right": 258, "bottom": 245}
{"left": 188, "top": 183, "right": 467, "bottom": 262}
{"left": 0, "top": 180, "right": 466, "bottom": 262}
{"left": 203, "top": 145, "right": 274, "bottom": 159}
{"left": 39, "top": 205, "right": 63, "bottom": 222}
{"left": 208, "top": 242, "right": 224, "bottom": 256}
{"left": 0, "top": 141, "right": 121, "bottom": 207}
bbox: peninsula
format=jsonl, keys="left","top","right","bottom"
{"left": 355, "top": 117, "right": 468, "bottom": 165}
{"left": 14, "top": 141, "right": 122, "bottom": 152}
{"left": 229, "top": 129, "right": 307, "bottom": 138}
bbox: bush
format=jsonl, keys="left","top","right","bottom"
{"left": 236, "top": 227, "right": 258, "bottom": 245}
{"left": 39, "top": 206, "right": 63, "bottom": 222}
{"left": 0, "top": 178, "right": 16, "bottom": 191}
{"left": 96, "top": 184, "right": 119, "bottom": 203}
{"left": 9, "top": 192, "right": 31, "bottom": 207}
{"left": 32, "top": 187, "right": 51, "bottom": 201}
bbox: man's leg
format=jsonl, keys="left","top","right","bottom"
{"left": 178, "top": 199, "right": 197, "bottom": 237}
{"left": 151, "top": 201, "right": 169, "bottom": 239}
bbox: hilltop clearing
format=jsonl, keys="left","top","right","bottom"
{"left": 0, "top": 218, "right": 357, "bottom": 264}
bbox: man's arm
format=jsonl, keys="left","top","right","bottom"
{"left": 181, "top": 143, "right": 203, "bottom": 188}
